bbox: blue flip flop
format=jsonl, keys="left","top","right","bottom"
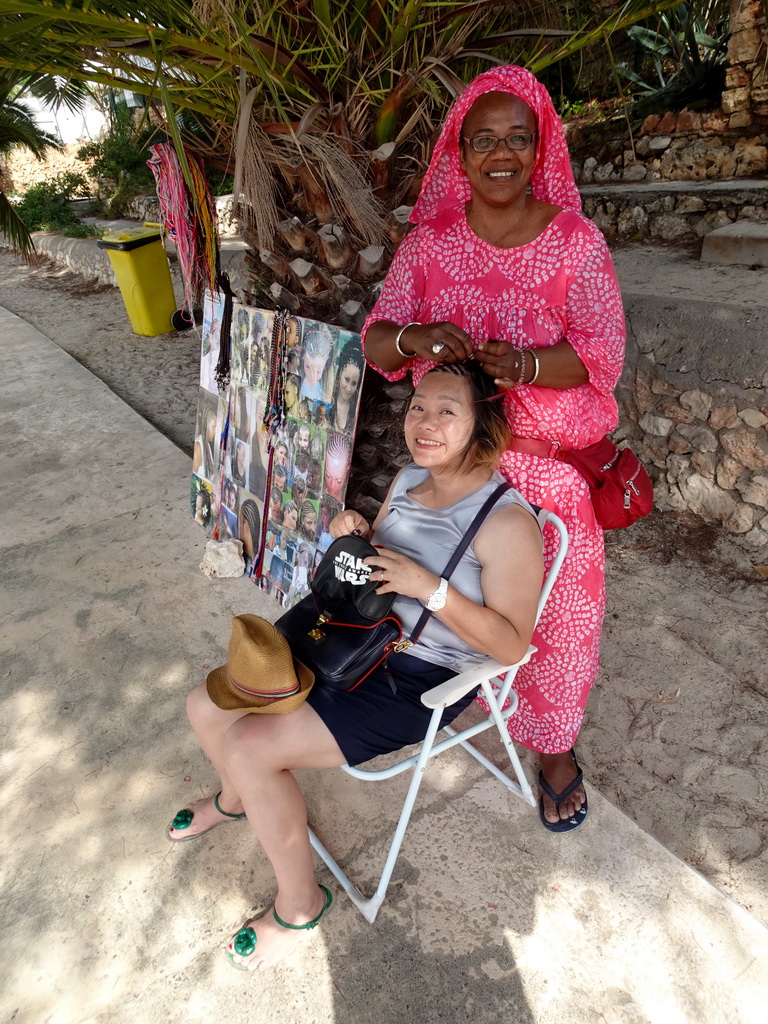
{"left": 538, "top": 749, "right": 588, "bottom": 834}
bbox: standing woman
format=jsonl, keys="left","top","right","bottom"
{"left": 364, "top": 65, "right": 626, "bottom": 833}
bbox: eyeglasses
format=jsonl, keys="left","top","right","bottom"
{"left": 462, "top": 132, "right": 536, "bottom": 153}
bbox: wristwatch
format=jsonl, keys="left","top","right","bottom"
{"left": 426, "top": 577, "right": 449, "bottom": 611}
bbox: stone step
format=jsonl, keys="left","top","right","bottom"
{"left": 700, "top": 220, "right": 768, "bottom": 267}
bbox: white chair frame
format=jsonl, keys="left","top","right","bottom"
{"left": 307, "top": 511, "right": 568, "bottom": 922}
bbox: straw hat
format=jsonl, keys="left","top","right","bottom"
{"left": 206, "top": 615, "right": 314, "bottom": 714}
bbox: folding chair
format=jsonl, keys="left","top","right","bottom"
{"left": 307, "top": 510, "right": 568, "bottom": 922}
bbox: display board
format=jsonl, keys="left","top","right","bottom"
{"left": 191, "top": 292, "right": 365, "bottom": 609}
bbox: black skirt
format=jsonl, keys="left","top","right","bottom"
{"left": 305, "top": 650, "right": 478, "bottom": 766}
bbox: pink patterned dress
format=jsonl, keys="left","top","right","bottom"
{"left": 361, "top": 66, "right": 626, "bottom": 754}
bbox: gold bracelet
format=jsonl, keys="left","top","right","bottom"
{"left": 394, "top": 322, "right": 420, "bottom": 358}
{"left": 527, "top": 350, "right": 540, "bottom": 385}
{"left": 515, "top": 350, "right": 527, "bottom": 386}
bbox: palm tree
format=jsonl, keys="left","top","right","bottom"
{"left": 0, "top": 1, "right": 681, "bottom": 291}
{"left": 0, "top": 72, "right": 63, "bottom": 251}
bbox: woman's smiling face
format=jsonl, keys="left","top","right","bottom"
{"left": 459, "top": 92, "right": 537, "bottom": 211}
{"left": 404, "top": 371, "right": 475, "bottom": 470}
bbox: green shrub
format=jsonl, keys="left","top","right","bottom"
{"left": 16, "top": 171, "right": 90, "bottom": 232}
{"left": 77, "top": 108, "right": 156, "bottom": 216}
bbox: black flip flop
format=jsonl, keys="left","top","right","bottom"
{"left": 538, "top": 748, "right": 588, "bottom": 834}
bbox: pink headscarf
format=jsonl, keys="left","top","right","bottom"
{"left": 411, "top": 65, "right": 581, "bottom": 225}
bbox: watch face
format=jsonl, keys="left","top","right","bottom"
{"left": 427, "top": 580, "right": 447, "bottom": 610}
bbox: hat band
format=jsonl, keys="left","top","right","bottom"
{"left": 228, "top": 669, "right": 300, "bottom": 702}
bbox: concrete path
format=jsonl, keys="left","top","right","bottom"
{"left": 2, "top": 306, "right": 767, "bottom": 1024}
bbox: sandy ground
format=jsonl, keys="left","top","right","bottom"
{"left": 1, "top": 247, "right": 766, "bottom": 932}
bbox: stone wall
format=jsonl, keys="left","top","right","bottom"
{"left": 570, "top": 120, "right": 768, "bottom": 187}
{"left": 582, "top": 180, "right": 768, "bottom": 242}
{"left": 723, "top": 0, "right": 768, "bottom": 127}
{"left": 617, "top": 298, "right": 768, "bottom": 549}
{"left": 126, "top": 193, "right": 243, "bottom": 237}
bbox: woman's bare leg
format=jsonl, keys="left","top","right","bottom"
{"left": 222, "top": 702, "right": 346, "bottom": 970}
{"left": 167, "top": 682, "right": 253, "bottom": 840}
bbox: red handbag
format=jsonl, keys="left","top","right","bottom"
{"left": 508, "top": 435, "right": 654, "bottom": 530}
{"left": 559, "top": 437, "right": 654, "bottom": 530}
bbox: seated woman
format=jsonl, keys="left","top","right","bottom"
{"left": 167, "top": 361, "right": 544, "bottom": 971}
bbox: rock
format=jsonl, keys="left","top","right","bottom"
{"left": 736, "top": 474, "right": 768, "bottom": 506}
{"left": 669, "top": 434, "right": 693, "bottom": 454}
{"left": 593, "top": 162, "right": 616, "bottom": 182}
{"left": 675, "top": 196, "right": 706, "bottom": 214}
{"left": 702, "top": 109, "right": 729, "bottom": 132}
{"left": 622, "top": 164, "right": 648, "bottom": 181}
{"left": 199, "top": 538, "right": 245, "bottom": 579}
{"left": 738, "top": 204, "right": 768, "bottom": 222}
{"left": 695, "top": 210, "right": 732, "bottom": 237}
{"left": 728, "top": 27, "right": 764, "bottom": 65}
{"left": 648, "top": 135, "right": 672, "bottom": 153}
{"left": 691, "top": 451, "right": 716, "bottom": 478}
{"left": 677, "top": 471, "right": 739, "bottom": 521}
{"left": 709, "top": 405, "right": 739, "bottom": 429}
{"left": 724, "top": 503, "right": 755, "bottom": 533}
{"left": 656, "top": 398, "right": 695, "bottom": 424}
{"left": 743, "top": 525, "right": 768, "bottom": 548}
{"left": 734, "top": 142, "right": 768, "bottom": 176}
{"left": 640, "top": 413, "right": 674, "bottom": 436}
{"left": 368, "top": 473, "right": 392, "bottom": 501}
{"left": 657, "top": 111, "right": 677, "bottom": 133}
{"left": 651, "top": 379, "right": 681, "bottom": 397}
{"left": 676, "top": 108, "right": 702, "bottom": 133}
{"left": 633, "top": 372, "right": 655, "bottom": 414}
{"left": 720, "top": 426, "right": 768, "bottom": 470}
{"left": 723, "top": 85, "right": 752, "bottom": 115}
{"left": 666, "top": 454, "right": 690, "bottom": 480}
{"left": 643, "top": 435, "right": 673, "bottom": 467}
{"left": 650, "top": 214, "right": 690, "bottom": 241}
{"left": 716, "top": 456, "right": 745, "bottom": 490}
{"left": 635, "top": 137, "right": 652, "bottom": 158}
{"left": 582, "top": 157, "right": 597, "bottom": 183}
{"left": 739, "top": 408, "right": 768, "bottom": 428}
{"left": 729, "top": 111, "right": 753, "bottom": 129}
{"left": 679, "top": 388, "right": 713, "bottom": 420}
{"left": 675, "top": 423, "right": 719, "bottom": 452}
{"left": 641, "top": 114, "right": 661, "bottom": 133}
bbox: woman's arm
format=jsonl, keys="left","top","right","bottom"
{"left": 474, "top": 338, "right": 587, "bottom": 390}
{"left": 328, "top": 470, "right": 404, "bottom": 541}
{"left": 365, "top": 503, "right": 544, "bottom": 665}
{"left": 365, "top": 320, "right": 474, "bottom": 373}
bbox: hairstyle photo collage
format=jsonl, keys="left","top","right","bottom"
{"left": 190, "top": 292, "right": 365, "bottom": 609}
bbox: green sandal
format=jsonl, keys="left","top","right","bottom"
{"left": 165, "top": 792, "right": 247, "bottom": 843}
{"left": 225, "top": 885, "right": 334, "bottom": 971}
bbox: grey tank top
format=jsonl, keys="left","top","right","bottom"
{"left": 371, "top": 464, "right": 538, "bottom": 672}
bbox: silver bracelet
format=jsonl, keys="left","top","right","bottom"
{"left": 515, "top": 350, "right": 527, "bottom": 386}
{"left": 527, "top": 350, "right": 540, "bottom": 385}
{"left": 394, "top": 322, "right": 420, "bottom": 358}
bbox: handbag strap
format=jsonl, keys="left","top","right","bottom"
{"left": 405, "top": 482, "right": 511, "bottom": 648}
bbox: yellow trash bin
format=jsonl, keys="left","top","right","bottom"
{"left": 97, "top": 225, "right": 176, "bottom": 336}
